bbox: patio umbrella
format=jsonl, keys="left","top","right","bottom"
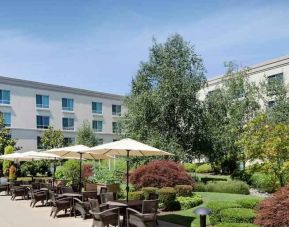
{"left": 44, "top": 145, "right": 109, "bottom": 191}
{"left": 84, "top": 138, "right": 173, "bottom": 201}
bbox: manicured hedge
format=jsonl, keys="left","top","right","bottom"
{"left": 220, "top": 208, "right": 256, "bottom": 223}
{"left": 194, "top": 182, "right": 207, "bottom": 192}
{"left": 200, "top": 177, "right": 227, "bottom": 184}
{"left": 236, "top": 198, "right": 262, "bottom": 209}
{"left": 206, "top": 180, "right": 250, "bottom": 195}
{"left": 183, "top": 163, "right": 197, "bottom": 172}
{"left": 158, "top": 187, "right": 180, "bottom": 211}
{"left": 207, "top": 201, "right": 241, "bottom": 225}
{"left": 196, "top": 163, "right": 213, "bottom": 173}
{"left": 250, "top": 172, "right": 276, "bottom": 193}
{"left": 128, "top": 191, "right": 145, "bottom": 200}
{"left": 175, "top": 185, "right": 193, "bottom": 196}
{"left": 142, "top": 187, "right": 158, "bottom": 199}
{"left": 176, "top": 194, "right": 203, "bottom": 210}
{"left": 215, "top": 223, "right": 258, "bottom": 227}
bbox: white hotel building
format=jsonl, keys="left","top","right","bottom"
{"left": 0, "top": 76, "right": 124, "bottom": 151}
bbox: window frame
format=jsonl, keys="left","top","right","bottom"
{"left": 2, "top": 112, "right": 11, "bottom": 127}
{"left": 62, "top": 117, "right": 74, "bottom": 131}
{"left": 62, "top": 98, "right": 74, "bottom": 111}
{"left": 0, "top": 90, "right": 10, "bottom": 105}
{"left": 92, "top": 120, "right": 103, "bottom": 132}
{"left": 112, "top": 104, "right": 121, "bottom": 116}
{"left": 92, "top": 102, "right": 103, "bottom": 114}
{"left": 36, "top": 94, "right": 49, "bottom": 108}
{"left": 36, "top": 115, "right": 50, "bottom": 129}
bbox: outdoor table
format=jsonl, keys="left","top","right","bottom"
{"left": 0, "top": 184, "right": 10, "bottom": 195}
{"left": 62, "top": 193, "right": 83, "bottom": 215}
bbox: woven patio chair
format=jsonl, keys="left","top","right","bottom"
{"left": 100, "top": 192, "right": 114, "bottom": 204}
{"left": 126, "top": 200, "right": 159, "bottom": 227}
{"left": 30, "top": 188, "right": 47, "bottom": 207}
{"left": 89, "top": 198, "right": 120, "bottom": 227}
{"left": 61, "top": 186, "right": 74, "bottom": 193}
{"left": 49, "top": 191, "right": 72, "bottom": 218}
{"left": 10, "top": 184, "right": 27, "bottom": 200}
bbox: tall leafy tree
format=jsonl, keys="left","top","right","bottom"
{"left": 204, "top": 63, "right": 260, "bottom": 172}
{"left": 40, "top": 126, "right": 65, "bottom": 149}
{"left": 0, "top": 114, "right": 16, "bottom": 155}
{"left": 76, "top": 121, "right": 98, "bottom": 147}
{"left": 123, "top": 34, "right": 207, "bottom": 160}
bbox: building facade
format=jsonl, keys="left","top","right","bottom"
{"left": 0, "top": 76, "right": 125, "bottom": 151}
{"left": 198, "top": 55, "right": 289, "bottom": 108}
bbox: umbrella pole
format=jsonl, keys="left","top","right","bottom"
{"left": 126, "top": 150, "right": 130, "bottom": 202}
{"left": 79, "top": 153, "right": 82, "bottom": 192}
{"left": 53, "top": 158, "right": 56, "bottom": 188}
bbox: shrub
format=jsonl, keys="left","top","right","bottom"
{"left": 194, "top": 182, "right": 207, "bottom": 192}
{"left": 142, "top": 187, "right": 158, "bottom": 199}
{"left": 250, "top": 172, "right": 277, "bottom": 193}
{"left": 183, "top": 163, "right": 197, "bottom": 172}
{"left": 207, "top": 201, "right": 241, "bottom": 225}
{"left": 200, "top": 177, "right": 227, "bottom": 184}
{"left": 88, "top": 165, "right": 123, "bottom": 184}
{"left": 158, "top": 187, "right": 180, "bottom": 211}
{"left": 231, "top": 169, "right": 252, "bottom": 185}
{"left": 195, "top": 163, "right": 213, "bottom": 173}
{"left": 236, "top": 198, "right": 262, "bottom": 209}
{"left": 176, "top": 194, "right": 203, "bottom": 209}
{"left": 128, "top": 191, "right": 144, "bottom": 200}
{"left": 175, "top": 185, "right": 193, "bottom": 196}
{"left": 220, "top": 208, "right": 256, "bottom": 223}
{"left": 254, "top": 184, "right": 289, "bottom": 226}
{"left": 215, "top": 223, "right": 258, "bottom": 227}
{"left": 206, "top": 180, "right": 250, "bottom": 195}
{"left": 130, "top": 160, "right": 194, "bottom": 189}
{"left": 3, "top": 145, "right": 14, "bottom": 176}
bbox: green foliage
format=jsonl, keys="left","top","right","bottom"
{"left": 206, "top": 181, "right": 250, "bottom": 195}
{"left": 0, "top": 116, "right": 16, "bottom": 155}
{"left": 128, "top": 191, "right": 145, "bottom": 200}
{"left": 55, "top": 166, "right": 65, "bottom": 179}
{"left": 238, "top": 114, "right": 289, "bottom": 187}
{"left": 57, "top": 160, "right": 80, "bottom": 185}
{"left": 176, "top": 194, "right": 203, "bottom": 210}
{"left": 236, "top": 198, "right": 262, "bottom": 209}
{"left": 183, "top": 163, "right": 197, "bottom": 172}
{"left": 250, "top": 172, "right": 277, "bottom": 193}
{"left": 123, "top": 33, "right": 207, "bottom": 161}
{"left": 220, "top": 208, "right": 256, "bottom": 223}
{"left": 158, "top": 187, "right": 180, "bottom": 211}
{"left": 40, "top": 126, "right": 65, "bottom": 149}
{"left": 76, "top": 121, "right": 98, "bottom": 147}
{"left": 20, "top": 161, "right": 49, "bottom": 177}
{"left": 199, "top": 177, "right": 227, "bottom": 184}
{"left": 207, "top": 201, "right": 242, "bottom": 225}
{"left": 142, "top": 187, "right": 158, "bottom": 199}
{"left": 215, "top": 223, "right": 258, "bottom": 227}
{"left": 194, "top": 182, "right": 207, "bottom": 192}
{"left": 3, "top": 145, "right": 14, "bottom": 176}
{"left": 195, "top": 163, "right": 213, "bottom": 173}
{"left": 174, "top": 185, "right": 193, "bottom": 197}
{"left": 88, "top": 164, "right": 123, "bottom": 184}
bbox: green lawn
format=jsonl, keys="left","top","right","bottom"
{"left": 193, "top": 173, "right": 231, "bottom": 180}
{"left": 158, "top": 192, "right": 261, "bottom": 227}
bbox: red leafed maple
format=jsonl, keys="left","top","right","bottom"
{"left": 254, "top": 184, "right": 289, "bottom": 226}
{"left": 82, "top": 163, "right": 93, "bottom": 179}
{"left": 130, "top": 160, "right": 194, "bottom": 188}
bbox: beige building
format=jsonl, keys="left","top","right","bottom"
{"left": 0, "top": 76, "right": 124, "bottom": 151}
{"left": 199, "top": 55, "right": 289, "bottom": 108}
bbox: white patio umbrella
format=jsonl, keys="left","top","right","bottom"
{"left": 44, "top": 145, "right": 109, "bottom": 191}
{"left": 84, "top": 138, "right": 173, "bottom": 201}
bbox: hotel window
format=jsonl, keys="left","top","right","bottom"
{"left": 2, "top": 112, "right": 11, "bottom": 127}
{"left": 64, "top": 137, "right": 75, "bottom": 146}
{"left": 36, "top": 95, "right": 49, "bottom": 108}
{"left": 267, "top": 73, "right": 283, "bottom": 95}
{"left": 0, "top": 90, "right": 10, "bottom": 104}
{"left": 97, "top": 138, "right": 103, "bottom": 145}
{"left": 36, "top": 115, "right": 50, "bottom": 129}
{"left": 37, "top": 136, "right": 44, "bottom": 149}
{"left": 112, "top": 122, "right": 121, "bottom": 134}
{"left": 92, "top": 120, "right": 103, "bottom": 132}
{"left": 62, "top": 98, "right": 74, "bottom": 111}
{"left": 268, "top": 100, "right": 276, "bottom": 109}
{"left": 112, "top": 104, "right": 121, "bottom": 116}
{"left": 92, "top": 102, "right": 102, "bottom": 114}
{"left": 62, "top": 118, "right": 74, "bottom": 130}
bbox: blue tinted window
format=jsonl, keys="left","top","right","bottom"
{"left": 62, "top": 118, "right": 74, "bottom": 130}
{"left": 92, "top": 120, "right": 103, "bottom": 132}
{"left": 36, "top": 95, "right": 49, "bottom": 108}
{"left": 112, "top": 122, "right": 121, "bottom": 134}
{"left": 3, "top": 112, "right": 11, "bottom": 127}
{"left": 36, "top": 115, "right": 50, "bottom": 129}
{"left": 92, "top": 102, "right": 102, "bottom": 114}
{"left": 112, "top": 104, "right": 121, "bottom": 116}
{"left": 62, "top": 98, "right": 74, "bottom": 111}
{"left": 0, "top": 90, "right": 10, "bottom": 104}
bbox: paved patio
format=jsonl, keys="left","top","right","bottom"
{"left": 0, "top": 193, "right": 184, "bottom": 227}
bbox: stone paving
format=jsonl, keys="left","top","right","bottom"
{"left": 0, "top": 193, "right": 184, "bottom": 227}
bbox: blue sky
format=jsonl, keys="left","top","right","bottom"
{"left": 0, "top": 0, "right": 289, "bottom": 95}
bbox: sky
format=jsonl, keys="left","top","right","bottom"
{"left": 0, "top": 0, "right": 289, "bottom": 95}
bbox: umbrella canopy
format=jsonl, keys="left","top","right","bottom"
{"left": 84, "top": 138, "right": 173, "bottom": 201}
{"left": 0, "top": 152, "right": 30, "bottom": 161}
{"left": 22, "top": 151, "right": 60, "bottom": 160}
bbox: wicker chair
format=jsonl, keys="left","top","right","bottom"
{"left": 10, "top": 185, "right": 27, "bottom": 200}
{"left": 30, "top": 188, "right": 47, "bottom": 207}
{"left": 126, "top": 200, "right": 159, "bottom": 227}
{"left": 49, "top": 191, "right": 72, "bottom": 218}
{"left": 0, "top": 184, "right": 9, "bottom": 195}
{"left": 61, "top": 186, "right": 74, "bottom": 193}
{"left": 89, "top": 198, "right": 120, "bottom": 227}
{"left": 100, "top": 192, "right": 114, "bottom": 204}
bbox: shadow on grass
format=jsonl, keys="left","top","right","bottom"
{"left": 159, "top": 213, "right": 195, "bottom": 227}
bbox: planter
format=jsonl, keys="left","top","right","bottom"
{"left": 85, "top": 183, "right": 98, "bottom": 191}
{"left": 85, "top": 182, "right": 120, "bottom": 194}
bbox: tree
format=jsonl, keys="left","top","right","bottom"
{"left": 0, "top": 114, "right": 16, "bottom": 155}
{"left": 237, "top": 114, "right": 289, "bottom": 187}
{"left": 203, "top": 63, "right": 260, "bottom": 173}
{"left": 40, "top": 126, "right": 65, "bottom": 149}
{"left": 2, "top": 145, "right": 15, "bottom": 176}
{"left": 123, "top": 34, "right": 207, "bottom": 160}
{"left": 76, "top": 121, "right": 98, "bottom": 147}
